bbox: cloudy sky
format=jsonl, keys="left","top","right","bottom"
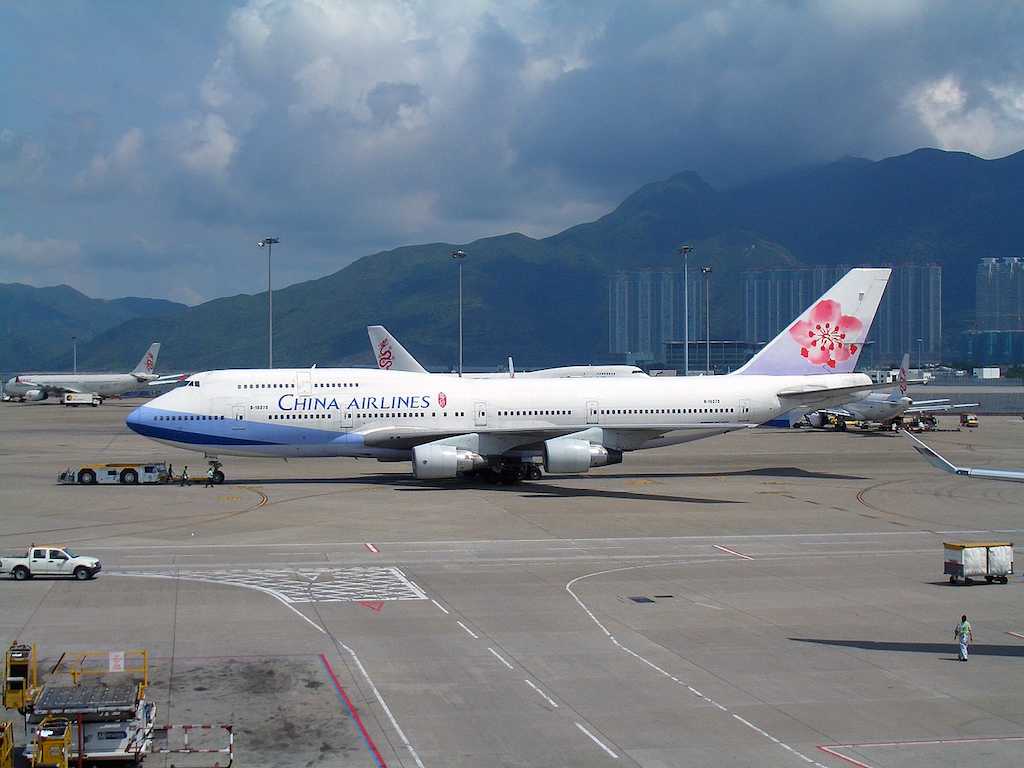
{"left": 2, "top": 0, "right": 1023, "bottom": 304}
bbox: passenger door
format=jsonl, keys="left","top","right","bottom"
{"left": 232, "top": 404, "right": 246, "bottom": 430}
{"left": 29, "top": 548, "right": 50, "bottom": 574}
{"left": 586, "top": 401, "right": 599, "bottom": 425}
{"left": 48, "top": 549, "right": 70, "bottom": 576}
{"left": 474, "top": 402, "right": 487, "bottom": 427}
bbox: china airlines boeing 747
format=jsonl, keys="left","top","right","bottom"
{"left": 126, "top": 268, "right": 890, "bottom": 483}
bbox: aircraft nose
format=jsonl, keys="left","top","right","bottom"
{"left": 126, "top": 405, "right": 147, "bottom": 435}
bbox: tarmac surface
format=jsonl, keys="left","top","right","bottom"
{"left": 1, "top": 398, "right": 1023, "bottom": 767}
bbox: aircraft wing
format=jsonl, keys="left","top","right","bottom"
{"left": 901, "top": 430, "right": 1024, "bottom": 483}
{"left": 147, "top": 373, "right": 190, "bottom": 387}
{"left": 776, "top": 381, "right": 891, "bottom": 410}
{"left": 905, "top": 402, "right": 979, "bottom": 414}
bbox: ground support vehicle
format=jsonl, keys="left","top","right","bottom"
{"left": 62, "top": 393, "right": 100, "bottom": 407}
{"left": 944, "top": 541, "right": 1014, "bottom": 584}
{"left": 58, "top": 463, "right": 168, "bottom": 485}
{"left": 3, "top": 643, "right": 38, "bottom": 712}
{"left": 0, "top": 719, "right": 13, "bottom": 768}
{"left": 960, "top": 413, "right": 979, "bottom": 427}
{"left": 0, "top": 547, "right": 101, "bottom": 581}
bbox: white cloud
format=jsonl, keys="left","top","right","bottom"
{"left": 179, "top": 114, "right": 238, "bottom": 175}
{"left": 910, "top": 75, "right": 1024, "bottom": 158}
{"left": 0, "top": 232, "right": 82, "bottom": 268}
{"left": 74, "top": 128, "right": 144, "bottom": 190}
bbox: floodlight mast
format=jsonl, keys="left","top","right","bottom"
{"left": 257, "top": 237, "right": 280, "bottom": 368}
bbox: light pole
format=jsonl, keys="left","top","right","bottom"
{"left": 916, "top": 337, "right": 924, "bottom": 372}
{"left": 678, "top": 245, "right": 693, "bottom": 375}
{"left": 257, "top": 237, "right": 279, "bottom": 368}
{"left": 701, "top": 265, "right": 712, "bottom": 374}
{"left": 451, "top": 250, "right": 466, "bottom": 376}
{"left": 72, "top": 336, "right": 77, "bottom": 374}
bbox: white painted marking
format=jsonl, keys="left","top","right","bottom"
{"left": 695, "top": 602, "right": 723, "bottom": 610}
{"left": 85, "top": 528, "right": 1024, "bottom": 551}
{"left": 364, "top": 542, "right": 380, "bottom": 554}
{"left": 574, "top": 722, "right": 618, "bottom": 759}
{"left": 430, "top": 599, "right": 450, "bottom": 614}
{"left": 524, "top": 679, "right": 558, "bottom": 707}
{"left": 713, "top": 544, "right": 754, "bottom": 560}
{"left": 1007, "top": 631, "right": 1024, "bottom": 640}
{"left": 113, "top": 571, "right": 425, "bottom": 768}
{"left": 456, "top": 620, "right": 479, "bottom": 639}
{"left": 566, "top": 561, "right": 829, "bottom": 768}
{"left": 488, "top": 647, "right": 514, "bottom": 670}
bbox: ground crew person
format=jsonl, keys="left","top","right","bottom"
{"left": 205, "top": 465, "right": 215, "bottom": 487}
{"left": 180, "top": 465, "right": 189, "bottom": 487}
{"left": 954, "top": 614, "right": 973, "bottom": 661}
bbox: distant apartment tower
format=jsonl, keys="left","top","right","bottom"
{"left": 743, "top": 264, "right": 942, "bottom": 363}
{"left": 608, "top": 270, "right": 704, "bottom": 363}
{"left": 976, "top": 258, "right": 1024, "bottom": 330}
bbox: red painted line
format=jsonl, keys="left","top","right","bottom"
{"left": 818, "top": 745, "right": 874, "bottom": 768}
{"left": 1007, "top": 631, "right": 1024, "bottom": 640}
{"left": 713, "top": 544, "right": 754, "bottom": 560}
{"left": 364, "top": 542, "right": 380, "bottom": 554}
{"left": 320, "top": 653, "right": 388, "bottom": 768}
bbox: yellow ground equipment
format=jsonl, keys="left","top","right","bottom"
{"left": 0, "top": 720, "right": 14, "bottom": 768}
{"left": 32, "top": 716, "right": 71, "bottom": 768}
{"left": 4, "top": 642, "right": 38, "bottom": 712}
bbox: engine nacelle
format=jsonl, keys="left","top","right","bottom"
{"left": 412, "top": 444, "right": 486, "bottom": 479}
{"left": 543, "top": 438, "right": 623, "bottom": 474}
{"left": 24, "top": 389, "right": 47, "bottom": 402}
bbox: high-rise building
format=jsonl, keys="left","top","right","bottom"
{"left": 608, "top": 270, "right": 706, "bottom": 364}
{"left": 976, "top": 258, "right": 1024, "bottom": 330}
{"left": 742, "top": 264, "right": 942, "bottom": 365}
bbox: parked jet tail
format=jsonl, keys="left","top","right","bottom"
{"left": 132, "top": 343, "right": 161, "bottom": 375}
{"left": 733, "top": 268, "right": 891, "bottom": 376}
{"left": 367, "top": 326, "right": 427, "bottom": 373}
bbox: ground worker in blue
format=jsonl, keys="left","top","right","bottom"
{"left": 954, "top": 614, "right": 973, "bottom": 661}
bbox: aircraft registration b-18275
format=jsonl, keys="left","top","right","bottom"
{"left": 367, "top": 325, "right": 646, "bottom": 378}
{"left": 4, "top": 343, "right": 184, "bottom": 403}
{"left": 126, "top": 268, "right": 891, "bottom": 483}
{"left": 797, "top": 353, "right": 979, "bottom": 430}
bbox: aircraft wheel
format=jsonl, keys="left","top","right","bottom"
{"left": 527, "top": 465, "right": 542, "bottom": 480}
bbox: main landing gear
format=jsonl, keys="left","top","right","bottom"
{"left": 465, "top": 462, "right": 543, "bottom": 484}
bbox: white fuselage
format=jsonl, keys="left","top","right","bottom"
{"left": 4, "top": 373, "right": 150, "bottom": 399}
{"left": 126, "top": 367, "right": 870, "bottom": 462}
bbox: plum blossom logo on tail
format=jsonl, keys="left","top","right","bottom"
{"left": 788, "top": 299, "right": 863, "bottom": 369}
{"left": 438, "top": 392, "right": 447, "bottom": 408}
{"left": 144, "top": 352, "right": 154, "bottom": 372}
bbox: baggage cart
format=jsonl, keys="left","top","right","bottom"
{"left": 944, "top": 541, "right": 1014, "bottom": 584}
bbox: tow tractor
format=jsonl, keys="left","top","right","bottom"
{"left": 3, "top": 644, "right": 233, "bottom": 767}
{"left": 58, "top": 459, "right": 225, "bottom": 485}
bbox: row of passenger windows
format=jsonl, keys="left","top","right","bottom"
{"left": 600, "top": 407, "right": 734, "bottom": 415}
{"left": 236, "top": 382, "right": 360, "bottom": 390}
{"left": 497, "top": 410, "right": 572, "bottom": 417}
{"left": 155, "top": 415, "right": 225, "bottom": 421}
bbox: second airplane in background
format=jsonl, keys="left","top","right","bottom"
{"left": 368, "top": 325, "right": 645, "bottom": 379}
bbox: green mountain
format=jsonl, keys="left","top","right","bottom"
{"left": 0, "top": 283, "right": 186, "bottom": 372}
{"left": 41, "top": 148, "right": 1024, "bottom": 371}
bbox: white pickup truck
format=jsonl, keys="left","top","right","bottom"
{"left": 0, "top": 546, "right": 102, "bottom": 580}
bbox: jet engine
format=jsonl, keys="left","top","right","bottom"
{"left": 543, "top": 438, "right": 622, "bottom": 474}
{"left": 23, "top": 389, "right": 46, "bottom": 402}
{"left": 412, "top": 444, "right": 486, "bottom": 479}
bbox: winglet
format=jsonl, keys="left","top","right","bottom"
{"left": 733, "top": 268, "right": 890, "bottom": 376}
{"left": 132, "top": 343, "right": 160, "bottom": 374}
{"left": 900, "top": 430, "right": 963, "bottom": 475}
{"left": 367, "top": 326, "right": 428, "bottom": 373}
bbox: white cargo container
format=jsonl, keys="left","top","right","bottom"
{"left": 944, "top": 541, "right": 1014, "bottom": 584}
